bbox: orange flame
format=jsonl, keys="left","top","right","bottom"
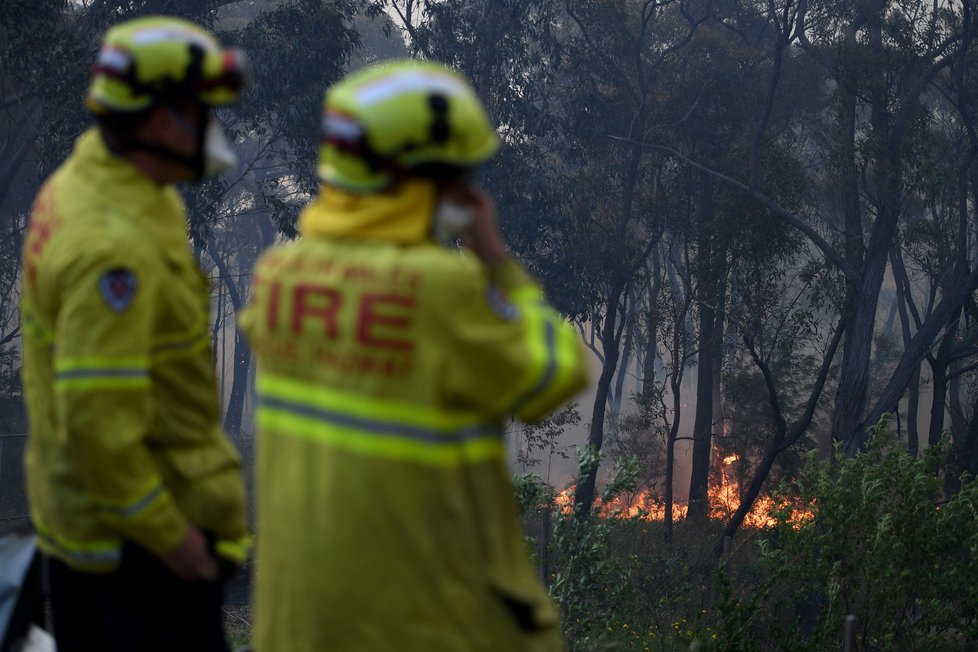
{"left": 552, "top": 453, "right": 812, "bottom": 529}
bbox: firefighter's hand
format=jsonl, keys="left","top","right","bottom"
{"left": 458, "top": 185, "right": 508, "bottom": 265}
{"left": 159, "top": 526, "right": 219, "bottom": 582}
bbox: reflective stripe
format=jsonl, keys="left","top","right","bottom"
{"left": 498, "top": 287, "right": 569, "bottom": 417}
{"left": 509, "top": 318, "right": 556, "bottom": 414}
{"left": 33, "top": 519, "right": 122, "bottom": 569}
{"left": 257, "top": 373, "right": 503, "bottom": 466}
{"left": 355, "top": 70, "right": 467, "bottom": 106}
{"left": 259, "top": 406, "right": 504, "bottom": 466}
{"left": 259, "top": 373, "right": 489, "bottom": 432}
{"left": 152, "top": 328, "right": 208, "bottom": 359}
{"left": 55, "top": 356, "right": 150, "bottom": 372}
{"left": 95, "top": 479, "right": 167, "bottom": 520}
{"left": 514, "top": 309, "right": 584, "bottom": 418}
{"left": 54, "top": 356, "right": 150, "bottom": 389}
{"left": 152, "top": 333, "right": 205, "bottom": 354}
{"left": 54, "top": 368, "right": 150, "bottom": 389}
{"left": 261, "top": 396, "right": 496, "bottom": 445}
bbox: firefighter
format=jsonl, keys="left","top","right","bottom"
{"left": 240, "top": 60, "right": 589, "bottom": 651}
{"left": 21, "top": 16, "right": 250, "bottom": 652}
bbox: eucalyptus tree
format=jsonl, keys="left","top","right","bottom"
{"left": 791, "top": 0, "right": 978, "bottom": 456}
{"left": 652, "top": 0, "right": 978, "bottom": 463}
{"left": 882, "top": 2, "right": 978, "bottom": 472}
{"left": 545, "top": 0, "right": 712, "bottom": 516}
{"left": 638, "top": 0, "right": 978, "bottom": 554}
{"left": 622, "top": 0, "right": 825, "bottom": 519}
{"left": 641, "top": 237, "right": 698, "bottom": 542}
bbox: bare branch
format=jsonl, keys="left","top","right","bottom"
{"left": 610, "top": 136, "right": 857, "bottom": 278}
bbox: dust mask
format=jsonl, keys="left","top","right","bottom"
{"left": 432, "top": 199, "right": 474, "bottom": 242}
{"left": 202, "top": 120, "right": 238, "bottom": 178}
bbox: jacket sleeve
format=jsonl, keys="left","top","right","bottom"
{"left": 440, "top": 256, "right": 588, "bottom": 423}
{"left": 53, "top": 248, "right": 188, "bottom": 556}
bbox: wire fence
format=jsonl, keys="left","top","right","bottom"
{"left": 0, "top": 433, "right": 29, "bottom": 527}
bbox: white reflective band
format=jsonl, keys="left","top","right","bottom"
{"left": 97, "top": 483, "right": 165, "bottom": 520}
{"left": 131, "top": 26, "right": 217, "bottom": 50}
{"left": 356, "top": 71, "right": 468, "bottom": 106}
{"left": 97, "top": 46, "right": 131, "bottom": 73}
{"left": 36, "top": 530, "right": 122, "bottom": 566}
{"left": 324, "top": 112, "right": 363, "bottom": 140}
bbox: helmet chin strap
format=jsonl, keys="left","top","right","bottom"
{"left": 126, "top": 141, "right": 205, "bottom": 181}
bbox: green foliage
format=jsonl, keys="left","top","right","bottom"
{"left": 513, "top": 472, "right": 553, "bottom": 520}
{"left": 521, "top": 416, "right": 978, "bottom": 651}
{"left": 547, "top": 447, "right": 642, "bottom": 651}
{"left": 757, "top": 418, "right": 978, "bottom": 650}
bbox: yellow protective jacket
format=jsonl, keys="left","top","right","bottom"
{"left": 239, "top": 180, "right": 588, "bottom": 652}
{"left": 21, "top": 128, "right": 249, "bottom": 572}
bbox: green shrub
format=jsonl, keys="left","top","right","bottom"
{"left": 757, "top": 419, "right": 978, "bottom": 650}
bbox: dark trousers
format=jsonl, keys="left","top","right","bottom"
{"left": 46, "top": 542, "right": 230, "bottom": 652}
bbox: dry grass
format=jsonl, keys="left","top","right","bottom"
{"left": 223, "top": 605, "right": 252, "bottom": 651}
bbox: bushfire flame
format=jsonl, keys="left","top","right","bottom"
{"left": 553, "top": 454, "right": 812, "bottom": 529}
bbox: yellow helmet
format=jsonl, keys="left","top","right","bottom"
{"left": 86, "top": 16, "right": 248, "bottom": 115}
{"left": 319, "top": 60, "right": 500, "bottom": 192}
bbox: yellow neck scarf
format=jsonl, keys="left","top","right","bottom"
{"left": 299, "top": 179, "right": 438, "bottom": 244}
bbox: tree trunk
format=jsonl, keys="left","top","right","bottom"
{"left": 574, "top": 286, "right": 623, "bottom": 515}
{"left": 927, "top": 364, "right": 948, "bottom": 448}
{"left": 961, "top": 392, "right": 978, "bottom": 479}
{"left": 711, "top": 324, "right": 844, "bottom": 557}
{"left": 574, "top": 113, "right": 647, "bottom": 515}
{"left": 642, "top": 249, "right": 662, "bottom": 399}
{"left": 906, "top": 370, "right": 921, "bottom": 457}
{"left": 663, "top": 399, "right": 679, "bottom": 543}
{"left": 663, "top": 299, "right": 687, "bottom": 544}
{"left": 687, "top": 300, "right": 716, "bottom": 520}
{"left": 688, "top": 187, "right": 723, "bottom": 519}
{"left": 831, "top": 13, "right": 904, "bottom": 457}
{"left": 713, "top": 444, "right": 778, "bottom": 556}
{"left": 892, "top": 254, "right": 920, "bottom": 456}
{"left": 205, "top": 235, "right": 248, "bottom": 436}
{"left": 860, "top": 271, "right": 978, "bottom": 439}
{"left": 223, "top": 331, "right": 252, "bottom": 439}
{"left": 926, "top": 310, "right": 960, "bottom": 446}
{"left": 607, "top": 310, "right": 636, "bottom": 444}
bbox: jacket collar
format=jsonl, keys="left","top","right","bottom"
{"left": 299, "top": 179, "right": 437, "bottom": 244}
{"left": 69, "top": 128, "right": 186, "bottom": 238}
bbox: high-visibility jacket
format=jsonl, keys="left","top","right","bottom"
{"left": 21, "top": 128, "right": 249, "bottom": 572}
{"left": 239, "top": 180, "right": 589, "bottom": 652}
